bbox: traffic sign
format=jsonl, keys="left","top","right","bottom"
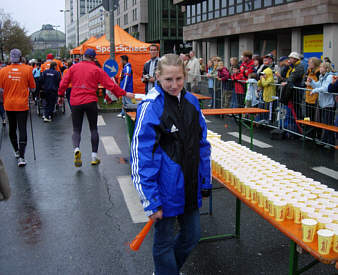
{"left": 103, "top": 59, "right": 119, "bottom": 77}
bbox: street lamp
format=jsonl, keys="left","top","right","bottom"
{"left": 60, "top": 9, "right": 70, "bottom": 47}
{"left": 0, "top": 19, "right": 4, "bottom": 61}
{"left": 52, "top": 25, "right": 61, "bottom": 57}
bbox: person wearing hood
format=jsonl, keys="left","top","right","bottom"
{"left": 307, "top": 62, "right": 336, "bottom": 147}
{"left": 117, "top": 55, "right": 133, "bottom": 118}
{"left": 258, "top": 55, "right": 277, "bottom": 123}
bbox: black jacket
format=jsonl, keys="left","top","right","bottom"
{"left": 280, "top": 62, "right": 305, "bottom": 105}
{"left": 42, "top": 69, "right": 61, "bottom": 92}
{"left": 142, "top": 58, "right": 159, "bottom": 94}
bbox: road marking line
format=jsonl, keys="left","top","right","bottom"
{"left": 117, "top": 176, "right": 148, "bottom": 223}
{"left": 227, "top": 132, "right": 272, "bottom": 148}
{"left": 100, "top": 136, "right": 122, "bottom": 155}
{"left": 312, "top": 166, "right": 338, "bottom": 180}
{"left": 97, "top": 115, "right": 106, "bottom": 126}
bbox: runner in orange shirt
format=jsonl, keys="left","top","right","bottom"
{"left": 0, "top": 49, "right": 36, "bottom": 167}
{"left": 41, "top": 53, "right": 63, "bottom": 73}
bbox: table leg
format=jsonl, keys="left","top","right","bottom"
{"left": 235, "top": 198, "right": 241, "bottom": 239}
{"left": 209, "top": 190, "right": 213, "bottom": 216}
{"left": 289, "top": 240, "right": 298, "bottom": 275}
{"left": 250, "top": 114, "right": 254, "bottom": 150}
{"left": 238, "top": 114, "right": 242, "bottom": 145}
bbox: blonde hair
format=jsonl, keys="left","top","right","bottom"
{"left": 320, "top": 62, "right": 335, "bottom": 73}
{"left": 156, "top": 54, "right": 186, "bottom": 76}
{"left": 308, "top": 57, "right": 321, "bottom": 69}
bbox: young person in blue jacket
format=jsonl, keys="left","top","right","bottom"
{"left": 131, "top": 54, "right": 212, "bottom": 275}
{"left": 41, "top": 62, "right": 61, "bottom": 122}
{"left": 117, "top": 55, "right": 133, "bottom": 118}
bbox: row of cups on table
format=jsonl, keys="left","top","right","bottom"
{"left": 207, "top": 134, "right": 338, "bottom": 255}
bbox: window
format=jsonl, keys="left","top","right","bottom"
{"left": 236, "top": 0, "right": 243, "bottom": 13}
{"left": 244, "top": 0, "right": 252, "bottom": 11}
{"left": 254, "top": 0, "right": 262, "bottom": 9}
{"left": 133, "top": 0, "right": 137, "bottom": 5}
{"left": 229, "top": 0, "right": 235, "bottom": 15}
{"left": 191, "top": 5, "right": 196, "bottom": 24}
{"left": 124, "top": 13, "right": 128, "bottom": 25}
{"left": 117, "top": 5, "right": 120, "bottom": 15}
{"left": 215, "top": 0, "right": 220, "bottom": 18}
{"left": 202, "top": 1, "right": 207, "bottom": 21}
{"left": 196, "top": 3, "right": 201, "bottom": 23}
{"left": 132, "top": 8, "right": 137, "bottom": 21}
{"left": 124, "top": 0, "right": 128, "bottom": 11}
{"left": 264, "top": 0, "right": 272, "bottom": 7}
{"left": 117, "top": 18, "right": 121, "bottom": 26}
{"left": 186, "top": 5, "right": 191, "bottom": 25}
{"left": 221, "top": 0, "right": 227, "bottom": 17}
{"left": 208, "top": 0, "right": 213, "bottom": 20}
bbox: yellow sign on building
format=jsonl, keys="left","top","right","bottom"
{"left": 303, "top": 34, "right": 323, "bottom": 59}
{"left": 304, "top": 34, "right": 323, "bottom": 53}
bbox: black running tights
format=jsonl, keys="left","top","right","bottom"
{"left": 71, "top": 101, "right": 99, "bottom": 152}
{"left": 6, "top": 111, "right": 28, "bottom": 158}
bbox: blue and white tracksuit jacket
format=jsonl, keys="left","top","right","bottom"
{"left": 130, "top": 84, "right": 212, "bottom": 218}
{"left": 120, "top": 63, "right": 133, "bottom": 93}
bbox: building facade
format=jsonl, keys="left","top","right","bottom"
{"left": 65, "top": 0, "right": 103, "bottom": 46}
{"left": 30, "top": 24, "right": 66, "bottom": 53}
{"left": 174, "top": 0, "right": 338, "bottom": 67}
{"left": 113, "top": 0, "right": 148, "bottom": 41}
{"left": 146, "top": 0, "right": 184, "bottom": 54}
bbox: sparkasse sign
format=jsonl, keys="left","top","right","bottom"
{"left": 95, "top": 45, "right": 148, "bottom": 54}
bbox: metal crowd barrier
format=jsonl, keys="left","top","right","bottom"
{"left": 192, "top": 73, "right": 337, "bottom": 147}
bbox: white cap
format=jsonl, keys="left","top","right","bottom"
{"left": 288, "top": 52, "right": 301, "bottom": 60}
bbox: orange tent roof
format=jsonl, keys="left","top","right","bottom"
{"left": 79, "top": 36, "right": 98, "bottom": 54}
{"left": 70, "top": 44, "right": 82, "bottom": 55}
{"left": 70, "top": 36, "right": 98, "bottom": 55}
{"left": 83, "top": 25, "right": 152, "bottom": 54}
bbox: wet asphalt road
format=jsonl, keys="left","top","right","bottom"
{"left": 0, "top": 104, "right": 337, "bottom": 275}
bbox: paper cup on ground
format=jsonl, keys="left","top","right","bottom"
{"left": 302, "top": 219, "right": 318, "bottom": 243}
{"left": 317, "top": 229, "right": 334, "bottom": 255}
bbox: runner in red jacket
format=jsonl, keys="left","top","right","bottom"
{"left": 58, "top": 48, "right": 134, "bottom": 167}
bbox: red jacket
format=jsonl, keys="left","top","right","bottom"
{"left": 217, "top": 67, "right": 230, "bottom": 81}
{"left": 240, "top": 59, "right": 255, "bottom": 80}
{"left": 58, "top": 60, "right": 126, "bottom": 106}
{"left": 231, "top": 72, "right": 246, "bottom": 94}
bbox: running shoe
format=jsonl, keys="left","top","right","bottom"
{"left": 74, "top": 150, "right": 82, "bottom": 167}
{"left": 44, "top": 117, "right": 52, "bottom": 122}
{"left": 14, "top": 151, "right": 20, "bottom": 158}
{"left": 17, "top": 158, "right": 26, "bottom": 167}
{"left": 91, "top": 157, "right": 101, "bottom": 165}
{"left": 117, "top": 113, "right": 123, "bottom": 118}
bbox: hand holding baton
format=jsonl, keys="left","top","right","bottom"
{"left": 129, "top": 219, "right": 154, "bottom": 251}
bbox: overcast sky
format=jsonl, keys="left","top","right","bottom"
{"left": 1, "top": 1, "right": 66, "bottom": 35}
